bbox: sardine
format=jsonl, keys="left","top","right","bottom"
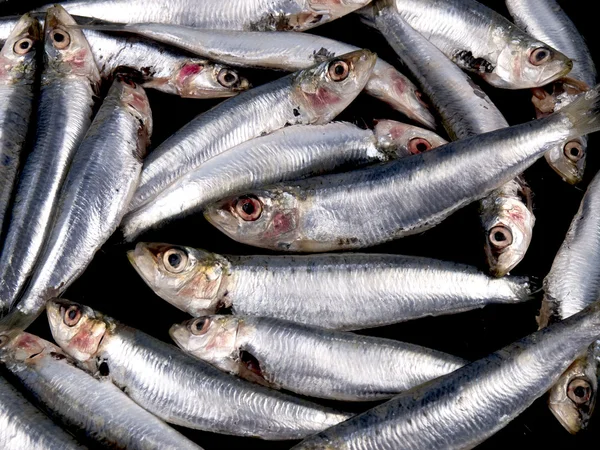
{"left": 0, "top": 15, "right": 39, "bottom": 237}
{"left": 6, "top": 76, "right": 151, "bottom": 327}
{"left": 170, "top": 314, "right": 468, "bottom": 401}
{"left": 77, "top": 22, "right": 435, "bottom": 127}
{"left": 40, "top": 0, "right": 371, "bottom": 31}
{"left": 292, "top": 300, "right": 600, "bottom": 450}
{"left": 205, "top": 85, "right": 600, "bottom": 252}
{"left": 121, "top": 120, "right": 446, "bottom": 238}
{"left": 0, "top": 374, "right": 84, "bottom": 450}
{"left": 506, "top": 0, "right": 597, "bottom": 184}
{"left": 538, "top": 172, "right": 600, "bottom": 433}
{"left": 0, "top": 6, "right": 100, "bottom": 314}
{"left": 361, "top": 0, "right": 573, "bottom": 89}
{"left": 46, "top": 299, "right": 351, "bottom": 440}
{"left": 128, "top": 244, "right": 532, "bottom": 330}
{"left": 0, "top": 331, "right": 202, "bottom": 450}
{"left": 127, "top": 49, "right": 376, "bottom": 214}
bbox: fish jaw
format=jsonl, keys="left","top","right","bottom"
{"left": 0, "top": 14, "right": 40, "bottom": 83}
{"left": 544, "top": 137, "right": 586, "bottom": 185}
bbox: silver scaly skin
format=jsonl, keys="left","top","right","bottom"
{"left": 40, "top": 0, "right": 371, "bottom": 31}
{"left": 506, "top": 0, "right": 596, "bottom": 184}
{"left": 292, "top": 300, "right": 600, "bottom": 450}
{"left": 0, "top": 6, "right": 101, "bottom": 315}
{"left": 128, "top": 244, "right": 532, "bottom": 330}
{"left": 127, "top": 49, "right": 376, "bottom": 215}
{"left": 121, "top": 121, "right": 446, "bottom": 238}
{"left": 79, "top": 23, "right": 435, "bottom": 127}
{"left": 46, "top": 299, "right": 352, "bottom": 440}
{"left": 365, "top": 0, "right": 573, "bottom": 89}
{"left": 0, "top": 16, "right": 250, "bottom": 99}
{"left": 205, "top": 86, "right": 600, "bottom": 253}
{"left": 0, "top": 16, "right": 40, "bottom": 237}
{"left": 0, "top": 331, "right": 202, "bottom": 450}
{"left": 0, "top": 375, "right": 84, "bottom": 450}
{"left": 170, "top": 314, "right": 468, "bottom": 401}
{"left": 7, "top": 77, "right": 152, "bottom": 327}
{"left": 538, "top": 172, "right": 600, "bottom": 433}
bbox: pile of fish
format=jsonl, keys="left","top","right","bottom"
{"left": 0, "top": 0, "right": 598, "bottom": 448}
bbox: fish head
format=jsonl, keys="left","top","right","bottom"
{"left": 205, "top": 188, "right": 301, "bottom": 251}
{"left": 128, "top": 243, "right": 228, "bottom": 316}
{"left": 488, "top": 37, "right": 572, "bottom": 89}
{"left": 0, "top": 331, "right": 62, "bottom": 364}
{"left": 374, "top": 119, "right": 447, "bottom": 158}
{"left": 293, "top": 49, "right": 376, "bottom": 123}
{"left": 43, "top": 5, "right": 100, "bottom": 82}
{"left": 0, "top": 14, "right": 40, "bottom": 82}
{"left": 306, "top": 0, "right": 373, "bottom": 21}
{"left": 544, "top": 137, "right": 586, "bottom": 185}
{"left": 46, "top": 299, "right": 107, "bottom": 363}
{"left": 170, "top": 315, "right": 241, "bottom": 374}
{"left": 548, "top": 355, "right": 598, "bottom": 434}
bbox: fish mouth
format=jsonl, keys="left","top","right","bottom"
{"left": 127, "top": 243, "right": 162, "bottom": 286}
{"left": 538, "top": 59, "right": 575, "bottom": 87}
{"left": 169, "top": 323, "right": 189, "bottom": 349}
{"left": 45, "top": 299, "right": 64, "bottom": 332}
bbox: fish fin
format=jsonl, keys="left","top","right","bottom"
{"left": 559, "top": 84, "right": 600, "bottom": 139}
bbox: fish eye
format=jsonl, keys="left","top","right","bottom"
{"left": 162, "top": 248, "right": 188, "bottom": 274}
{"left": 408, "top": 138, "right": 432, "bottom": 154}
{"left": 14, "top": 37, "right": 33, "bottom": 55}
{"left": 189, "top": 318, "right": 210, "bottom": 336}
{"left": 51, "top": 28, "right": 71, "bottom": 49}
{"left": 217, "top": 69, "right": 239, "bottom": 87}
{"left": 568, "top": 378, "right": 593, "bottom": 405}
{"left": 62, "top": 305, "right": 82, "bottom": 327}
{"left": 488, "top": 225, "right": 513, "bottom": 250}
{"left": 564, "top": 141, "right": 584, "bottom": 162}
{"left": 234, "top": 195, "right": 263, "bottom": 221}
{"left": 328, "top": 60, "right": 349, "bottom": 82}
{"left": 529, "top": 47, "right": 551, "bottom": 66}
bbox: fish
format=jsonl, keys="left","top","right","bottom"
{"left": 0, "top": 331, "right": 203, "bottom": 450}
{"left": 537, "top": 171, "right": 600, "bottom": 433}
{"left": 361, "top": 0, "right": 572, "bottom": 89}
{"left": 204, "top": 85, "right": 600, "bottom": 253}
{"left": 0, "top": 15, "right": 40, "bottom": 237}
{"left": 128, "top": 244, "right": 533, "bottom": 330}
{"left": 292, "top": 299, "right": 600, "bottom": 450}
{"left": 127, "top": 49, "right": 376, "bottom": 214}
{"left": 506, "top": 0, "right": 597, "bottom": 184}
{"left": 6, "top": 75, "right": 151, "bottom": 328}
{"left": 0, "top": 5, "right": 101, "bottom": 315}
{"left": 39, "top": 0, "right": 371, "bottom": 31}
{"left": 120, "top": 120, "right": 445, "bottom": 239}
{"left": 170, "top": 314, "right": 468, "bottom": 401}
{"left": 0, "top": 374, "right": 84, "bottom": 449}
{"left": 46, "top": 299, "right": 352, "bottom": 440}
{"left": 0, "top": 15, "right": 250, "bottom": 99}
{"left": 75, "top": 22, "right": 435, "bottom": 127}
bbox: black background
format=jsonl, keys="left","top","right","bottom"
{"left": 1, "top": 1, "right": 598, "bottom": 448}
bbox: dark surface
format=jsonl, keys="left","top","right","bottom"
{"left": 1, "top": 0, "right": 598, "bottom": 448}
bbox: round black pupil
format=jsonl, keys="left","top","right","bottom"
{"left": 68, "top": 309, "right": 77, "bottom": 320}
{"left": 416, "top": 142, "right": 428, "bottom": 152}
{"left": 19, "top": 41, "right": 29, "bottom": 50}
{"left": 574, "top": 386, "right": 587, "bottom": 398}
{"left": 242, "top": 201, "right": 255, "bottom": 215}
{"left": 195, "top": 320, "right": 206, "bottom": 331}
{"left": 54, "top": 32, "right": 65, "bottom": 42}
{"left": 334, "top": 64, "right": 345, "bottom": 76}
{"left": 168, "top": 253, "right": 182, "bottom": 267}
{"left": 536, "top": 50, "right": 547, "bottom": 61}
{"left": 224, "top": 73, "right": 236, "bottom": 83}
{"left": 494, "top": 232, "right": 506, "bottom": 242}
{"left": 570, "top": 147, "right": 580, "bottom": 157}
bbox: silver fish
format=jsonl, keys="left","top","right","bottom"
{"left": 121, "top": 121, "right": 446, "bottom": 239}
{"left": 362, "top": 0, "right": 573, "bottom": 89}
{"left": 128, "top": 244, "right": 532, "bottom": 330}
{"left": 0, "top": 16, "right": 39, "bottom": 237}
{"left": 7, "top": 76, "right": 151, "bottom": 327}
{"left": 0, "top": 331, "right": 202, "bottom": 450}
{"left": 0, "top": 6, "right": 101, "bottom": 315}
{"left": 127, "top": 49, "right": 376, "bottom": 214}
{"left": 170, "top": 314, "right": 468, "bottom": 401}
{"left": 538, "top": 172, "right": 600, "bottom": 433}
{"left": 0, "top": 15, "right": 250, "bottom": 99}
{"left": 78, "top": 22, "right": 435, "bottom": 127}
{"left": 292, "top": 300, "right": 600, "bottom": 450}
{"left": 506, "top": 0, "right": 597, "bottom": 184}
{"left": 41, "top": 0, "right": 371, "bottom": 31}
{"left": 205, "top": 86, "right": 600, "bottom": 252}
{"left": 0, "top": 374, "right": 84, "bottom": 450}
{"left": 46, "top": 299, "right": 351, "bottom": 440}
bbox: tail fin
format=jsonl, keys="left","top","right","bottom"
{"left": 560, "top": 84, "right": 600, "bottom": 139}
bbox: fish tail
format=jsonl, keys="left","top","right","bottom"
{"left": 559, "top": 83, "right": 600, "bottom": 139}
